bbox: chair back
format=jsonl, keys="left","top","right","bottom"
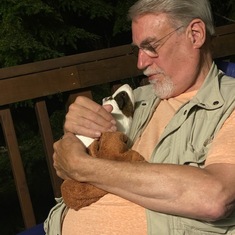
{"left": 217, "top": 61, "right": 235, "bottom": 77}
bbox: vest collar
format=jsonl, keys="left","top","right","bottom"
{"left": 191, "top": 62, "right": 224, "bottom": 110}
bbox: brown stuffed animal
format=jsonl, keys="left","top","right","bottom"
{"left": 61, "top": 131, "right": 145, "bottom": 211}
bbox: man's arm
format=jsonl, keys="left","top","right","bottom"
{"left": 53, "top": 133, "right": 235, "bottom": 222}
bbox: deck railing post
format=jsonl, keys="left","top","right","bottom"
{"left": 0, "top": 108, "right": 36, "bottom": 228}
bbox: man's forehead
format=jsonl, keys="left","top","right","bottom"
{"left": 132, "top": 13, "right": 170, "bottom": 29}
{"left": 132, "top": 14, "right": 171, "bottom": 45}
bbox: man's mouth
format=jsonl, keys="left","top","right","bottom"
{"left": 147, "top": 73, "right": 163, "bottom": 82}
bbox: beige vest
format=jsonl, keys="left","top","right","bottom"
{"left": 129, "top": 63, "right": 235, "bottom": 234}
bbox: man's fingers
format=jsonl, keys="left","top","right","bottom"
{"left": 64, "top": 96, "right": 117, "bottom": 136}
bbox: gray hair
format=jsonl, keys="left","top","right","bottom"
{"left": 128, "top": 0, "right": 215, "bottom": 36}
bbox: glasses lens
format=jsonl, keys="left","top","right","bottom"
{"left": 131, "top": 45, "right": 158, "bottom": 58}
{"left": 131, "top": 45, "right": 139, "bottom": 57}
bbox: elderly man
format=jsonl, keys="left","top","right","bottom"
{"left": 46, "top": 0, "right": 235, "bottom": 234}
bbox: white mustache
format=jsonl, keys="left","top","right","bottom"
{"left": 143, "top": 68, "right": 164, "bottom": 77}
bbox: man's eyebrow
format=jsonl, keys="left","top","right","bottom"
{"left": 132, "top": 37, "right": 157, "bottom": 48}
{"left": 140, "top": 37, "right": 157, "bottom": 47}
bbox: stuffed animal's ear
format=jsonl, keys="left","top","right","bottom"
{"left": 114, "top": 91, "right": 127, "bottom": 110}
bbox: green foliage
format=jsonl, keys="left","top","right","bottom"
{"left": 0, "top": 0, "right": 133, "bottom": 67}
{"left": 0, "top": 0, "right": 62, "bottom": 66}
{"left": 50, "top": 109, "right": 66, "bottom": 140}
{"left": 113, "top": 0, "right": 136, "bottom": 35}
{"left": 210, "top": 0, "right": 235, "bottom": 25}
{"left": 0, "top": 0, "right": 233, "bottom": 68}
{"left": 57, "top": 0, "right": 114, "bottom": 19}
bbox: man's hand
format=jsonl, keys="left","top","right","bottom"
{"left": 53, "top": 132, "right": 89, "bottom": 180}
{"left": 64, "top": 96, "right": 117, "bottom": 138}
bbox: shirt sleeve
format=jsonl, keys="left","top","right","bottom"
{"left": 205, "top": 109, "right": 235, "bottom": 166}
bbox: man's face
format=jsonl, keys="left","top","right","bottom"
{"left": 132, "top": 13, "right": 202, "bottom": 99}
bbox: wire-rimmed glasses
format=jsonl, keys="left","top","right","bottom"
{"left": 132, "top": 25, "right": 184, "bottom": 58}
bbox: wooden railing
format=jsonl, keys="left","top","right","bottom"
{"left": 0, "top": 23, "right": 235, "bottom": 230}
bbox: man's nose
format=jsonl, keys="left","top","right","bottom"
{"left": 137, "top": 49, "right": 153, "bottom": 70}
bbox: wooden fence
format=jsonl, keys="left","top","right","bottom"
{"left": 0, "top": 23, "right": 235, "bottom": 230}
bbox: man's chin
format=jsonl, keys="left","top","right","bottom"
{"left": 150, "top": 83, "right": 174, "bottom": 99}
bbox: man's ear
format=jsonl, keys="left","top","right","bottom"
{"left": 186, "top": 19, "right": 206, "bottom": 49}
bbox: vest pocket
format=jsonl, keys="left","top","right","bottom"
{"left": 181, "top": 142, "right": 208, "bottom": 166}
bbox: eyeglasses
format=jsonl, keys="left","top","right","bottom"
{"left": 132, "top": 26, "right": 184, "bottom": 58}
